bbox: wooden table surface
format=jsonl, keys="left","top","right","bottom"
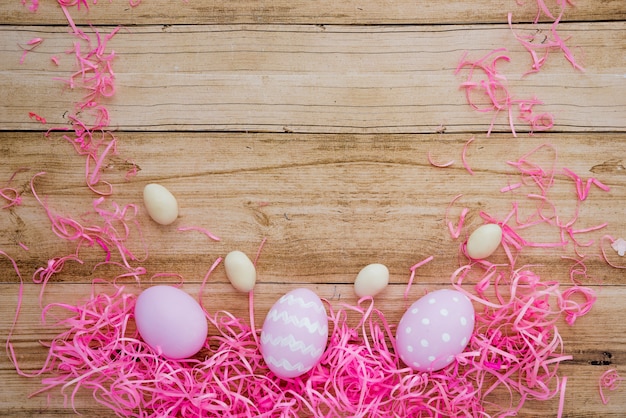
{"left": 1, "top": 1, "right": 625, "bottom": 416}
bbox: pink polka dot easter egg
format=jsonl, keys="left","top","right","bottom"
{"left": 396, "top": 289, "right": 475, "bottom": 372}
{"left": 260, "top": 288, "right": 329, "bottom": 379}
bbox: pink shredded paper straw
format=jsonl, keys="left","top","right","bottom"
{"left": 599, "top": 369, "right": 624, "bottom": 405}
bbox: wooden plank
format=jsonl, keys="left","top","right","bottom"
{"left": 1, "top": 281, "right": 625, "bottom": 416}
{"left": 2, "top": 0, "right": 625, "bottom": 25}
{"left": 1, "top": 131, "right": 624, "bottom": 286}
{"left": 1, "top": 23, "right": 624, "bottom": 133}
{"left": 2, "top": 1, "right": 625, "bottom": 416}
{"left": 3, "top": 283, "right": 626, "bottom": 358}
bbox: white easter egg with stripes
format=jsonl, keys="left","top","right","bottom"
{"left": 260, "top": 288, "right": 329, "bottom": 379}
{"left": 396, "top": 289, "right": 475, "bottom": 372}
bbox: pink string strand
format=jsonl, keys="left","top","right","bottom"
{"left": 599, "top": 369, "right": 624, "bottom": 405}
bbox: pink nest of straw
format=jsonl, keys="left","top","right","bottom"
{"left": 6, "top": 264, "right": 595, "bottom": 417}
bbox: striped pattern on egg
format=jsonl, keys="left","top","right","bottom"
{"left": 260, "top": 288, "right": 329, "bottom": 379}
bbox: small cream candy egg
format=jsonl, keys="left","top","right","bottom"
{"left": 354, "top": 263, "right": 389, "bottom": 297}
{"left": 466, "top": 223, "right": 503, "bottom": 259}
{"left": 224, "top": 250, "right": 257, "bottom": 292}
{"left": 143, "top": 183, "right": 179, "bottom": 225}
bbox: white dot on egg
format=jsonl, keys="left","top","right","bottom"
{"left": 461, "top": 337, "right": 468, "bottom": 347}
{"left": 413, "top": 362, "right": 420, "bottom": 368}
{"left": 447, "top": 355, "right": 454, "bottom": 363}
{"left": 442, "top": 333, "right": 451, "bottom": 342}
{"left": 428, "top": 298, "right": 436, "bottom": 304}
{"left": 440, "top": 308, "right": 449, "bottom": 316}
{"left": 453, "top": 296, "right": 459, "bottom": 302}
{"left": 420, "top": 339, "right": 429, "bottom": 348}
{"left": 460, "top": 316, "right": 467, "bottom": 326}
{"left": 421, "top": 318, "right": 430, "bottom": 325}
{"left": 407, "top": 345, "right": 413, "bottom": 353}
{"left": 428, "top": 356, "right": 436, "bottom": 362}
{"left": 411, "top": 308, "right": 419, "bottom": 314}
{"left": 405, "top": 326, "right": 412, "bottom": 334}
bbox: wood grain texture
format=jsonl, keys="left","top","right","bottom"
{"left": 1, "top": 1, "right": 625, "bottom": 416}
{"left": 1, "top": 131, "right": 625, "bottom": 417}
{"left": 2, "top": 0, "right": 626, "bottom": 25}
{"left": 1, "top": 23, "right": 624, "bottom": 133}
{"left": 0, "top": 133, "right": 626, "bottom": 274}
{"left": 1, "top": 130, "right": 626, "bottom": 416}
{"left": 1, "top": 131, "right": 624, "bottom": 284}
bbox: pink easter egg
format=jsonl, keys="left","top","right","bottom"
{"left": 134, "top": 285, "right": 208, "bottom": 359}
{"left": 396, "top": 289, "right": 475, "bottom": 372}
{"left": 260, "top": 288, "right": 329, "bottom": 379}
